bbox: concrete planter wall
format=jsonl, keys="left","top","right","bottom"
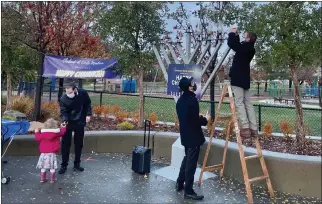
{"left": 4, "top": 131, "right": 321, "bottom": 198}
{"left": 4, "top": 131, "right": 178, "bottom": 158}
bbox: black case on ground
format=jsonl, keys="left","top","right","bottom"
{"left": 131, "top": 120, "right": 152, "bottom": 174}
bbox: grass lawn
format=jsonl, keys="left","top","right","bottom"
{"left": 89, "top": 93, "right": 322, "bottom": 136}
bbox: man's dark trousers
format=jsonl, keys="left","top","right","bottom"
{"left": 61, "top": 121, "right": 85, "bottom": 167}
{"left": 177, "top": 146, "right": 200, "bottom": 193}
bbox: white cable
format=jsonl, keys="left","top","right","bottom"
{"left": 1, "top": 134, "right": 16, "bottom": 159}
{"left": 1, "top": 124, "right": 23, "bottom": 159}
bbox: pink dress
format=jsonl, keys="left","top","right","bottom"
{"left": 36, "top": 153, "right": 58, "bottom": 169}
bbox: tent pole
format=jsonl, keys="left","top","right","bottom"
{"left": 78, "top": 79, "right": 83, "bottom": 88}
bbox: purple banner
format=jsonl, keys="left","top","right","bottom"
{"left": 167, "top": 64, "right": 202, "bottom": 100}
{"left": 43, "top": 55, "right": 119, "bottom": 79}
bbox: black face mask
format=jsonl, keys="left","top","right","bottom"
{"left": 193, "top": 83, "right": 197, "bottom": 91}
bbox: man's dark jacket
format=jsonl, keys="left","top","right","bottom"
{"left": 176, "top": 91, "right": 208, "bottom": 147}
{"left": 60, "top": 88, "right": 92, "bottom": 126}
{"left": 228, "top": 32, "right": 255, "bottom": 90}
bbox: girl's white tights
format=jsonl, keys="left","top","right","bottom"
{"left": 41, "top": 169, "right": 55, "bottom": 173}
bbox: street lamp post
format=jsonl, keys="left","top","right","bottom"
{"left": 319, "top": 66, "right": 322, "bottom": 108}
{"left": 186, "top": 25, "right": 192, "bottom": 60}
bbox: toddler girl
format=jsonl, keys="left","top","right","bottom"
{"left": 35, "top": 118, "right": 66, "bottom": 183}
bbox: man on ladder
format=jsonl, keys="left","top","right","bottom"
{"left": 228, "top": 26, "right": 258, "bottom": 139}
{"left": 198, "top": 26, "right": 275, "bottom": 204}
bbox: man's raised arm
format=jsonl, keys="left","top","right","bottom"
{"left": 227, "top": 27, "right": 241, "bottom": 52}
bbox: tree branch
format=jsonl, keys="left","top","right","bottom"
{"left": 4, "top": 34, "right": 40, "bottom": 51}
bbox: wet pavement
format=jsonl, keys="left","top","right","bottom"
{"left": 1, "top": 153, "right": 321, "bottom": 204}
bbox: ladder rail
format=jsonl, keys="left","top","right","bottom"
{"left": 228, "top": 89, "right": 254, "bottom": 203}
{"left": 220, "top": 119, "right": 232, "bottom": 178}
{"left": 198, "top": 84, "right": 228, "bottom": 185}
{"left": 220, "top": 86, "right": 235, "bottom": 178}
{"left": 255, "top": 138, "right": 275, "bottom": 197}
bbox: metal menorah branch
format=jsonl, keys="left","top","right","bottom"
{"left": 153, "top": 26, "right": 231, "bottom": 100}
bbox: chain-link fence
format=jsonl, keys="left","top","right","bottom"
{"left": 268, "top": 88, "right": 321, "bottom": 99}
{"left": 82, "top": 92, "right": 321, "bottom": 136}
{"left": 37, "top": 84, "right": 322, "bottom": 136}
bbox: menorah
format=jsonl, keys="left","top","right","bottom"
{"left": 153, "top": 22, "right": 232, "bottom": 100}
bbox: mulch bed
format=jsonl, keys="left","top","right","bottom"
{"left": 215, "top": 132, "right": 322, "bottom": 157}
{"left": 3, "top": 105, "right": 320, "bottom": 157}
{"left": 86, "top": 117, "right": 322, "bottom": 157}
{"left": 1, "top": 105, "right": 6, "bottom": 113}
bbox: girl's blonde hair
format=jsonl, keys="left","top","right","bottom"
{"left": 43, "top": 118, "right": 59, "bottom": 129}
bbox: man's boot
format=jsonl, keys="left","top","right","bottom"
{"left": 175, "top": 181, "right": 184, "bottom": 192}
{"left": 250, "top": 129, "right": 258, "bottom": 138}
{"left": 184, "top": 189, "right": 204, "bottom": 200}
{"left": 73, "top": 163, "right": 84, "bottom": 172}
{"left": 58, "top": 166, "right": 67, "bottom": 174}
{"left": 240, "top": 128, "right": 251, "bottom": 141}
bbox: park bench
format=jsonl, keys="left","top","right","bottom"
{"left": 273, "top": 97, "right": 295, "bottom": 105}
{"left": 303, "top": 95, "right": 319, "bottom": 99}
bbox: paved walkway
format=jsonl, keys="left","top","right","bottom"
{"left": 1, "top": 153, "right": 320, "bottom": 203}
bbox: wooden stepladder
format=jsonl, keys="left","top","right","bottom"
{"left": 198, "top": 81, "right": 274, "bottom": 204}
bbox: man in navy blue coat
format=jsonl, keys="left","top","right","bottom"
{"left": 58, "top": 82, "right": 92, "bottom": 174}
{"left": 228, "top": 27, "right": 258, "bottom": 139}
{"left": 175, "top": 77, "right": 210, "bottom": 200}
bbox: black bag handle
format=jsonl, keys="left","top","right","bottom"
{"left": 144, "top": 120, "right": 151, "bottom": 148}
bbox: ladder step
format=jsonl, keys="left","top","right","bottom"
{"left": 224, "top": 93, "right": 234, "bottom": 98}
{"left": 245, "top": 155, "right": 262, "bottom": 160}
{"left": 203, "top": 164, "right": 223, "bottom": 172}
{"left": 249, "top": 175, "right": 268, "bottom": 183}
{"left": 217, "top": 113, "right": 233, "bottom": 120}
{"left": 225, "top": 97, "right": 235, "bottom": 101}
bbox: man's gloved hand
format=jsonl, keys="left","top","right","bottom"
{"left": 230, "top": 24, "right": 238, "bottom": 36}
{"left": 199, "top": 114, "right": 211, "bottom": 121}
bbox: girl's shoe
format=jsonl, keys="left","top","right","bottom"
{"left": 40, "top": 172, "right": 47, "bottom": 183}
{"left": 50, "top": 172, "right": 56, "bottom": 183}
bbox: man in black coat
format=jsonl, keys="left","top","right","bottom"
{"left": 58, "top": 82, "right": 92, "bottom": 174}
{"left": 175, "top": 77, "right": 210, "bottom": 200}
{"left": 228, "top": 27, "right": 258, "bottom": 138}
